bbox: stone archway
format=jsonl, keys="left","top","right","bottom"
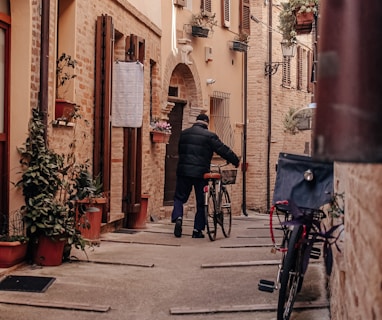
{"left": 161, "top": 43, "right": 205, "bottom": 126}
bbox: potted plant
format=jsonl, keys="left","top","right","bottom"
{"left": 278, "top": 0, "right": 319, "bottom": 44}
{"left": 0, "top": 210, "right": 29, "bottom": 268}
{"left": 16, "top": 108, "right": 85, "bottom": 266}
{"left": 231, "top": 32, "right": 249, "bottom": 52}
{"left": 190, "top": 12, "right": 218, "bottom": 38}
{"left": 71, "top": 164, "right": 108, "bottom": 241}
{"left": 55, "top": 53, "right": 78, "bottom": 122}
{"left": 150, "top": 118, "right": 172, "bottom": 144}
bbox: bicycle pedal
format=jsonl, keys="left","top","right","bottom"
{"left": 258, "top": 279, "right": 275, "bottom": 293}
{"left": 310, "top": 247, "right": 321, "bottom": 259}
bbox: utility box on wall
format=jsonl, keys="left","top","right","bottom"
{"left": 205, "top": 46, "right": 213, "bottom": 62}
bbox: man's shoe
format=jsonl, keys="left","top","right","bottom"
{"left": 192, "top": 230, "right": 205, "bottom": 238}
{"left": 174, "top": 218, "right": 182, "bottom": 238}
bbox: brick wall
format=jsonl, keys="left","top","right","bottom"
{"left": 329, "top": 163, "right": 382, "bottom": 320}
{"left": 246, "top": 2, "right": 314, "bottom": 212}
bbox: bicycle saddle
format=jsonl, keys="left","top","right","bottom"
{"left": 203, "top": 172, "right": 221, "bottom": 180}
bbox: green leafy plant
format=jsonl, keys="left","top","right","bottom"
{"left": 56, "top": 53, "right": 77, "bottom": 99}
{"left": 191, "top": 12, "right": 218, "bottom": 31}
{"left": 16, "top": 108, "right": 84, "bottom": 250}
{"left": 278, "top": 0, "right": 319, "bottom": 45}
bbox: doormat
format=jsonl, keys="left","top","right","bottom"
{"left": 0, "top": 275, "right": 56, "bottom": 293}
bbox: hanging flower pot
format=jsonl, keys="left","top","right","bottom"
{"left": 151, "top": 131, "right": 171, "bottom": 144}
{"left": 191, "top": 25, "right": 210, "bottom": 38}
{"left": 231, "top": 41, "right": 249, "bottom": 52}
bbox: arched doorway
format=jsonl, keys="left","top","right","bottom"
{"left": 162, "top": 63, "right": 201, "bottom": 206}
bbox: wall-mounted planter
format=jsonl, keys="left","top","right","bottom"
{"left": 151, "top": 131, "right": 171, "bottom": 144}
{"left": 0, "top": 241, "right": 28, "bottom": 268}
{"left": 191, "top": 25, "right": 209, "bottom": 38}
{"left": 231, "top": 41, "right": 249, "bottom": 52}
{"left": 55, "top": 99, "right": 76, "bottom": 122}
{"left": 295, "top": 11, "right": 314, "bottom": 35}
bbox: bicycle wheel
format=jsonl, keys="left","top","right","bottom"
{"left": 205, "top": 191, "right": 217, "bottom": 241}
{"left": 219, "top": 188, "right": 232, "bottom": 237}
{"left": 277, "top": 225, "right": 304, "bottom": 320}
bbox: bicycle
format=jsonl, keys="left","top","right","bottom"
{"left": 203, "top": 163, "right": 237, "bottom": 241}
{"left": 258, "top": 198, "right": 343, "bottom": 320}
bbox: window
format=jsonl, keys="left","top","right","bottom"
{"left": 240, "top": 0, "right": 250, "bottom": 35}
{"left": 210, "top": 91, "right": 234, "bottom": 147}
{"left": 296, "top": 46, "right": 309, "bottom": 91}
{"left": 222, "top": 0, "right": 230, "bottom": 28}
{"left": 201, "top": 0, "right": 212, "bottom": 14}
{"left": 282, "top": 57, "right": 292, "bottom": 87}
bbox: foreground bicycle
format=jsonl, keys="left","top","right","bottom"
{"left": 203, "top": 163, "right": 237, "bottom": 241}
{"left": 258, "top": 153, "right": 343, "bottom": 320}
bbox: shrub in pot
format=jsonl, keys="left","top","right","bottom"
{"left": 16, "top": 108, "right": 85, "bottom": 266}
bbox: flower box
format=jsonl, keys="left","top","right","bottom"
{"left": 55, "top": 99, "right": 76, "bottom": 122}
{"left": 232, "top": 41, "right": 249, "bottom": 52}
{"left": 0, "top": 241, "right": 28, "bottom": 268}
{"left": 151, "top": 131, "right": 171, "bottom": 144}
{"left": 191, "top": 25, "right": 209, "bottom": 38}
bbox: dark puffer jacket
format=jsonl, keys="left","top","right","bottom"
{"left": 176, "top": 122, "right": 240, "bottom": 178}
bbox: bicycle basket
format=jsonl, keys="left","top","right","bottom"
{"left": 221, "top": 170, "right": 237, "bottom": 184}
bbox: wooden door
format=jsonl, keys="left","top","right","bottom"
{"left": 164, "top": 103, "right": 184, "bottom": 206}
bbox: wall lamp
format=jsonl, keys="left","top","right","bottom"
{"left": 264, "top": 40, "right": 296, "bottom": 76}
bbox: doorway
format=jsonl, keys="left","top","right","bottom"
{"left": 163, "top": 102, "right": 184, "bottom": 206}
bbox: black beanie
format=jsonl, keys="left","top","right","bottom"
{"left": 196, "top": 113, "right": 209, "bottom": 123}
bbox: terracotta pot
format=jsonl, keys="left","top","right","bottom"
{"left": 0, "top": 241, "right": 28, "bottom": 268}
{"left": 295, "top": 11, "right": 314, "bottom": 25}
{"left": 55, "top": 99, "right": 76, "bottom": 121}
{"left": 33, "top": 235, "right": 66, "bottom": 266}
{"left": 76, "top": 198, "right": 107, "bottom": 240}
{"left": 151, "top": 131, "right": 171, "bottom": 144}
{"left": 126, "top": 194, "right": 149, "bottom": 229}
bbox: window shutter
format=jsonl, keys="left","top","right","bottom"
{"left": 201, "top": 0, "right": 212, "bottom": 14}
{"left": 222, "top": 0, "right": 230, "bottom": 28}
{"left": 297, "top": 46, "right": 303, "bottom": 90}
{"left": 308, "top": 51, "right": 314, "bottom": 92}
{"left": 282, "top": 57, "right": 291, "bottom": 87}
{"left": 240, "top": 0, "right": 250, "bottom": 34}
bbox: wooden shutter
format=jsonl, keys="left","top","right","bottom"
{"left": 122, "top": 35, "right": 145, "bottom": 215}
{"left": 240, "top": 0, "right": 250, "bottom": 34}
{"left": 222, "top": 0, "right": 230, "bottom": 27}
{"left": 308, "top": 50, "right": 314, "bottom": 92}
{"left": 296, "top": 46, "right": 303, "bottom": 90}
{"left": 94, "top": 15, "right": 113, "bottom": 213}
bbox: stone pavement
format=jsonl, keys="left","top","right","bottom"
{"left": 0, "top": 212, "right": 330, "bottom": 320}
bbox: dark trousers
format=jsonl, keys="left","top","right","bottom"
{"left": 171, "top": 176, "right": 206, "bottom": 231}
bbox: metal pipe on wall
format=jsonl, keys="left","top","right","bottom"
{"left": 39, "top": 0, "right": 50, "bottom": 141}
{"left": 242, "top": 50, "right": 248, "bottom": 216}
{"left": 266, "top": 0, "right": 273, "bottom": 212}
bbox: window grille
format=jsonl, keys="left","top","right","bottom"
{"left": 210, "top": 91, "right": 234, "bottom": 147}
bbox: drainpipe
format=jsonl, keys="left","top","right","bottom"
{"left": 242, "top": 50, "right": 248, "bottom": 216}
{"left": 266, "top": 0, "right": 273, "bottom": 213}
{"left": 39, "top": 0, "right": 50, "bottom": 141}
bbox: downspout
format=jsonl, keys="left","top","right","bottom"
{"left": 266, "top": 0, "right": 273, "bottom": 213}
{"left": 39, "top": 0, "right": 50, "bottom": 141}
{"left": 242, "top": 50, "right": 248, "bottom": 216}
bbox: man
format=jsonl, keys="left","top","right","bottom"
{"left": 171, "top": 113, "right": 240, "bottom": 238}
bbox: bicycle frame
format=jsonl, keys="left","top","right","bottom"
{"left": 203, "top": 163, "right": 233, "bottom": 241}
